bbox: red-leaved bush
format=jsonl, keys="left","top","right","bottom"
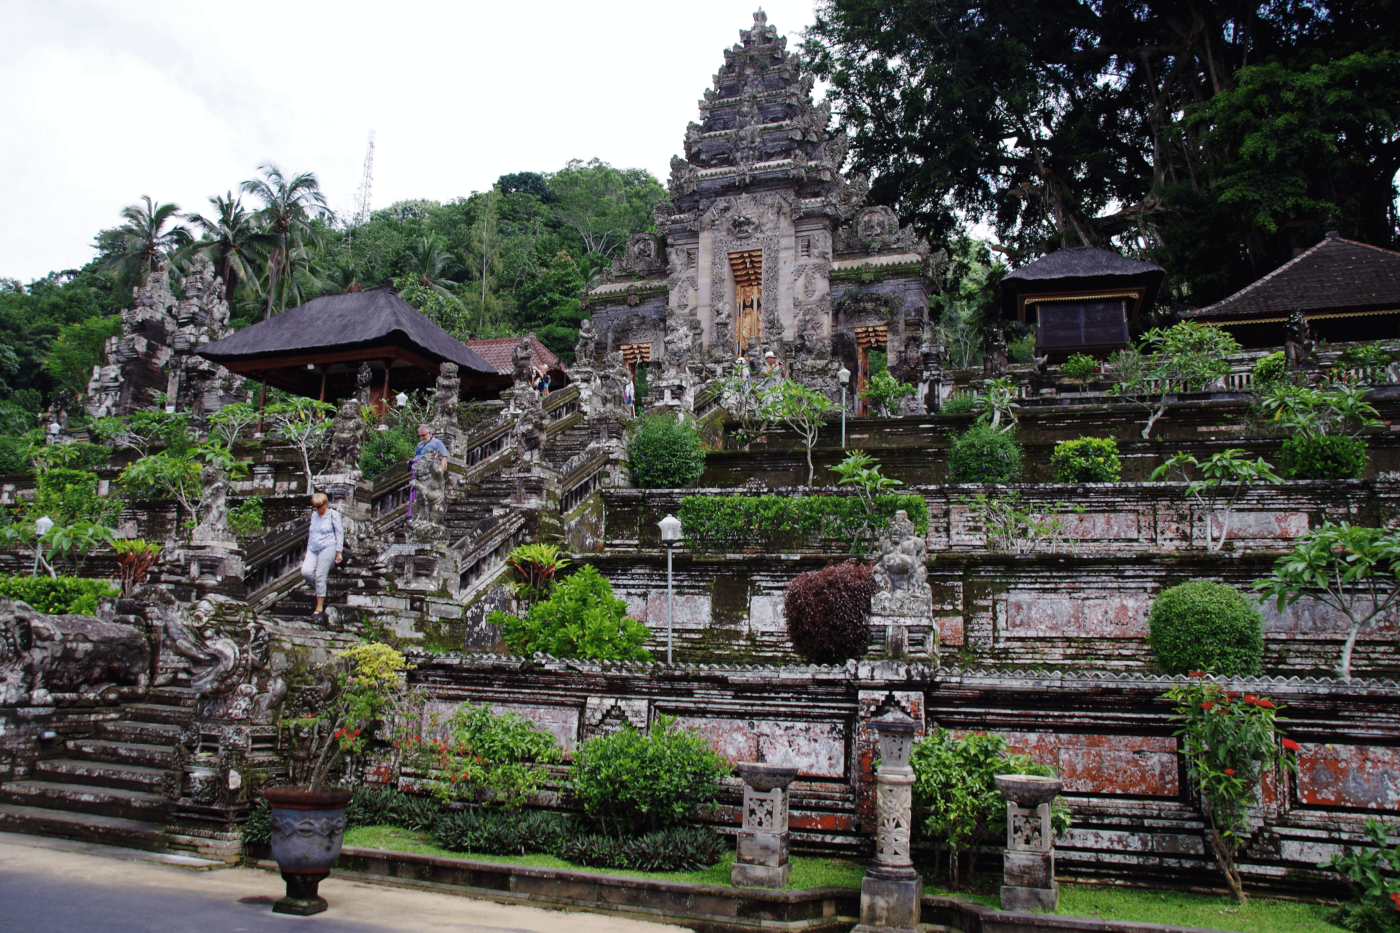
{"left": 783, "top": 560, "right": 877, "bottom": 663}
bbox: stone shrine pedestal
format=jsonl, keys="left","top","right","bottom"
{"left": 996, "top": 774, "right": 1063, "bottom": 913}
{"left": 732, "top": 762, "right": 798, "bottom": 889}
{"left": 854, "top": 710, "right": 923, "bottom": 933}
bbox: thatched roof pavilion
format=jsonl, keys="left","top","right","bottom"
{"left": 1001, "top": 246, "right": 1165, "bottom": 361}
{"left": 1183, "top": 233, "right": 1400, "bottom": 347}
{"left": 198, "top": 287, "right": 502, "bottom": 405}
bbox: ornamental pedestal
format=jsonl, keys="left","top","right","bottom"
{"left": 732, "top": 763, "right": 798, "bottom": 889}
{"left": 996, "top": 774, "right": 1063, "bottom": 913}
{"left": 854, "top": 711, "right": 923, "bottom": 933}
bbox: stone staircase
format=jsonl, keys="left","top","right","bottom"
{"left": 0, "top": 687, "right": 194, "bottom": 852}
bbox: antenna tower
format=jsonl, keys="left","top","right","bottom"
{"left": 353, "top": 129, "right": 376, "bottom": 226}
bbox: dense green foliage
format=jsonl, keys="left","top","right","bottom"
{"left": 676, "top": 494, "right": 930, "bottom": 552}
{"left": 491, "top": 563, "right": 650, "bottom": 661}
{"left": 806, "top": 1, "right": 1400, "bottom": 309}
{"left": 911, "top": 728, "right": 1069, "bottom": 887}
{"left": 1060, "top": 353, "right": 1098, "bottom": 388}
{"left": 1322, "top": 816, "right": 1400, "bottom": 933}
{"left": 401, "top": 702, "right": 562, "bottom": 808}
{"left": 947, "top": 423, "right": 1022, "bottom": 483}
{"left": 30, "top": 468, "right": 123, "bottom": 527}
{"left": 227, "top": 497, "right": 265, "bottom": 539}
{"left": 1252, "top": 352, "right": 1288, "bottom": 388}
{"left": 1050, "top": 436, "right": 1121, "bottom": 483}
{"left": 358, "top": 427, "right": 416, "bottom": 480}
{"left": 1147, "top": 582, "right": 1264, "bottom": 677}
{"left": 627, "top": 414, "right": 706, "bottom": 489}
{"left": 1279, "top": 433, "right": 1369, "bottom": 480}
{"left": 0, "top": 575, "right": 120, "bottom": 615}
{"left": 569, "top": 715, "right": 730, "bottom": 834}
{"left": 939, "top": 394, "right": 978, "bottom": 415}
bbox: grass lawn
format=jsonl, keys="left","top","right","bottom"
{"left": 342, "top": 825, "right": 866, "bottom": 891}
{"left": 342, "top": 828, "right": 1347, "bottom": 933}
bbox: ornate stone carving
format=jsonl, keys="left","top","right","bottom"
{"left": 612, "top": 233, "right": 668, "bottom": 279}
{"left": 356, "top": 361, "right": 374, "bottom": 403}
{"left": 872, "top": 511, "right": 928, "bottom": 600}
{"left": 574, "top": 318, "right": 597, "bottom": 367}
{"left": 0, "top": 598, "right": 150, "bottom": 706}
{"left": 409, "top": 449, "right": 446, "bottom": 525}
{"left": 982, "top": 327, "right": 1008, "bottom": 377}
{"left": 1285, "top": 309, "right": 1317, "bottom": 368}
{"left": 869, "top": 510, "right": 935, "bottom": 660}
{"left": 324, "top": 399, "right": 366, "bottom": 476}
{"left": 512, "top": 337, "right": 533, "bottom": 389}
{"left": 191, "top": 462, "right": 235, "bottom": 545}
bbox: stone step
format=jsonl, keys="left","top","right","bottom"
{"left": 35, "top": 759, "right": 167, "bottom": 794}
{"left": 0, "top": 803, "right": 169, "bottom": 853}
{"left": 0, "top": 780, "right": 167, "bottom": 823}
{"left": 68, "top": 740, "right": 177, "bottom": 770}
{"left": 95, "top": 719, "right": 184, "bottom": 746}
{"left": 125, "top": 703, "right": 195, "bottom": 726}
{"left": 148, "top": 686, "right": 198, "bottom": 707}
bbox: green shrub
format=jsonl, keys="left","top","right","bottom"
{"left": 941, "top": 394, "right": 978, "bottom": 415}
{"left": 358, "top": 428, "right": 416, "bottom": 480}
{"left": 228, "top": 497, "right": 265, "bottom": 539}
{"left": 947, "top": 423, "right": 1022, "bottom": 483}
{"left": 244, "top": 799, "right": 271, "bottom": 844}
{"left": 1252, "top": 351, "right": 1288, "bottom": 387}
{"left": 33, "top": 442, "right": 109, "bottom": 472}
{"left": 784, "top": 559, "right": 877, "bottom": 663}
{"left": 911, "top": 727, "right": 1069, "bottom": 887}
{"left": 1050, "top": 436, "right": 1121, "bottom": 483}
{"left": 1323, "top": 816, "right": 1400, "bottom": 933}
{"left": 1061, "top": 353, "right": 1098, "bottom": 388}
{"left": 491, "top": 563, "right": 651, "bottom": 661}
{"left": 0, "top": 575, "right": 120, "bottom": 615}
{"left": 569, "top": 714, "right": 730, "bottom": 835}
{"left": 346, "top": 787, "right": 442, "bottom": 831}
{"left": 31, "top": 468, "right": 123, "bottom": 527}
{"left": 1279, "top": 434, "right": 1368, "bottom": 480}
{"left": 861, "top": 372, "right": 916, "bottom": 418}
{"left": 401, "top": 701, "right": 562, "bottom": 807}
{"left": 562, "top": 827, "right": 727, "bottom": 872}
{"left": 1147, "top": 581, "right": 1264, "bottom": 676}
{"left": 676, "top": 493, "right": 930, "bottom": 552}
{"left": 627, "top": 414, "right": 706, "bottom": 488}
{"left": 0, "top": 435, "right": 31, "bottom": 475}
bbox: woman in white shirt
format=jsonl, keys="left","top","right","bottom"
{"left": 301, "top": 492, "right": 343, "bottom": 616}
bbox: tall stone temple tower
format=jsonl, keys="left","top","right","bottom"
{"left": 581, "top": 10, "right": 945, "bottom": 412}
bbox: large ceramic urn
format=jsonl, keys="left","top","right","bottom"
{"left": 263, "top": 786, "right": 354, "bottom": 916}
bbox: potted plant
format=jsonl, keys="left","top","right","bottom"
{"left": 264, "top": 643, "right": 409, "bottom": 915}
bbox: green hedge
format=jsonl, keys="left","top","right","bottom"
{"left": 1279, "top": 434, "right": 1368, "bottom": 480}
{"left": 1050, "top": 436, "right": 1121, "bottom": 483}
{"left": 1147, "top": 580, "right": 1264, "bottom": 676}
{"left": 0, "top": 575, "right": 120, "bottom": 615}
{"left": 677, "top": 494, "right": 930, "bottom": 551}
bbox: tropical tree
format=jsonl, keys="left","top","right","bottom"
{"left": 1108, "top": 322, "right": 1238, "bottom": 438}
{"left": 241, "top": 164, "right": 330, "bottom": 319}
{"left": 43, "top": 316, "right": 121, "bottom": 398}
{"left": 185, "top": 191, "right": 267, "bottom": 299}
{"left": 264, "top": 398, "right": 335, "bottom": 493}
{"left": 461, "top": 188, "right": 504, "bottom": 331}
{"left": 759, "top": 380, "right": 835, "bottom": 486}
{"left": 103, "top": 196, "right": 191, "bottom": 287}
{"left": 400, "top": 234, "right": 458, "bottom": 299}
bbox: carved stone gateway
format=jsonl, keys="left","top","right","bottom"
{"left": 854, "top": 710, "right": 922, "bottom": 933}
{"left": 732, "top": 762, "right": 798, "bottom": 889}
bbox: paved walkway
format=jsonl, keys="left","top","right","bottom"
{"left": 0, "top": 833, "right": 674, "bottom": 933}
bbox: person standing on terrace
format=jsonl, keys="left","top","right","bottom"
{"left": 407, "top": 423, "right": 450, "bottom": 518}
{"left": 301, "top": 492, "right": 343, "bottom": 617}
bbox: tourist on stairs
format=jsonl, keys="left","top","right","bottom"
{"left": 301, "top": 492, "right": 343, "bottom": 617}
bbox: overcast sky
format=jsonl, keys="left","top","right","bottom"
{"left": 0, "top": 0, "right": 823, "bottom": 282}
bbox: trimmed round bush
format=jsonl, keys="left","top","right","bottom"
{"left": 627, "top": 414, "right": 706, "bottom": 488}
{"left": 941, "top": 394, "right": 978, "bottom": 415}
{"left": 784, "top": 559, "right": 878, "bottom": 663}
{"left": 1252, "top": 351, "right": 1287, "bottom": 387}
{"left": 948, "top": 423, "right": 1022, "bottom": 483}
{"left": 1279, "top": 434, "right": 1367, "bottom": 480}
{"left": 1147, "top": 581, "right": 1264, "bottom": 676}
{"left": 1050, "top": 436, "right": 1121, "bottom": 483}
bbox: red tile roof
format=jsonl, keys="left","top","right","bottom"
{"left": 1186, "top": 234, "right": 1400, "bottom": 322}
{"left": 464, "top": 335, "right": 563, "bottom": 376}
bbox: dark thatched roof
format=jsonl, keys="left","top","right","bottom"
{"left": 1185, "top": 234, "right": 1400, "bottom": 322}
{"left": 1001, "top": 246, "right": 1165, "bottom": 320}
{"left": 197, "top": 287, "right": 496, "bottom": 376}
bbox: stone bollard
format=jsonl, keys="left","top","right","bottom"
{"left": 732, "top": 762, "right": 799, "bottom": 888}
{"left": 995, "top": 774, "right": 1064, "bottom": 913}
{"left": 854, "top": 710, "right": 923, "bottom": 933}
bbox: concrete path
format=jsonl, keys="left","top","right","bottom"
{"left": 0, "top": 833, "right": 675, "bottom": 933}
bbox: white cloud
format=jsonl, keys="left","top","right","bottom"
{"left": 0, "top": 0, "right": 821, "bottom": 281}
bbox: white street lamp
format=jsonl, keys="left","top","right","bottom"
{"left": 837, "top": 365, "right": 852, "bottom": 447}
{"left": 395, "top": 391, "right": 409, "bottom": 408}
{"left": 32, "top": 515, "right": 54, "bottom": 577}
{"left": 658, "top": 514, "right": 683, "bottom": 666}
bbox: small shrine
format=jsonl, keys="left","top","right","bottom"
{"left": 999, "top": 246, "right": 1165, "bottom": 362}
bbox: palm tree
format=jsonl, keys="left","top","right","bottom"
{"left": 241, "top": 164, "right": 329, "bottom": 319}
{"left": 185, "top": 192, "right": 268, "bottom": 299}
{"left": 400, "top": 234, "right": 458, "bottom": 299}
{"left": 105, "top": 196, "right": 191, "bottom": 287}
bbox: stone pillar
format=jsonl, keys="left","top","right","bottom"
{"left": 854, "top": 710, "right": 922, "bottom": 933}
{"left": 996, "top": 775, "right": 1063, "bottom": 913}
{"left": 732, "top": 763, "right": 798, "bottom": 889}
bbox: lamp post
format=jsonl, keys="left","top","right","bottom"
{"left": 838, "top": 365, "right": 851, "bottom": 447}
{"left": 32, "top": 515, "right": 54, "bottom": 577}
{"left": 395, "top": 391, "right": 409, "bottom": 408}
{"left": 658, "top": 514, "right": 683, "bottom": 665}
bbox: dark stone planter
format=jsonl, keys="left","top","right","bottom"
{"left": 264, "top": 786, "right": 354, "bottom": 915}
